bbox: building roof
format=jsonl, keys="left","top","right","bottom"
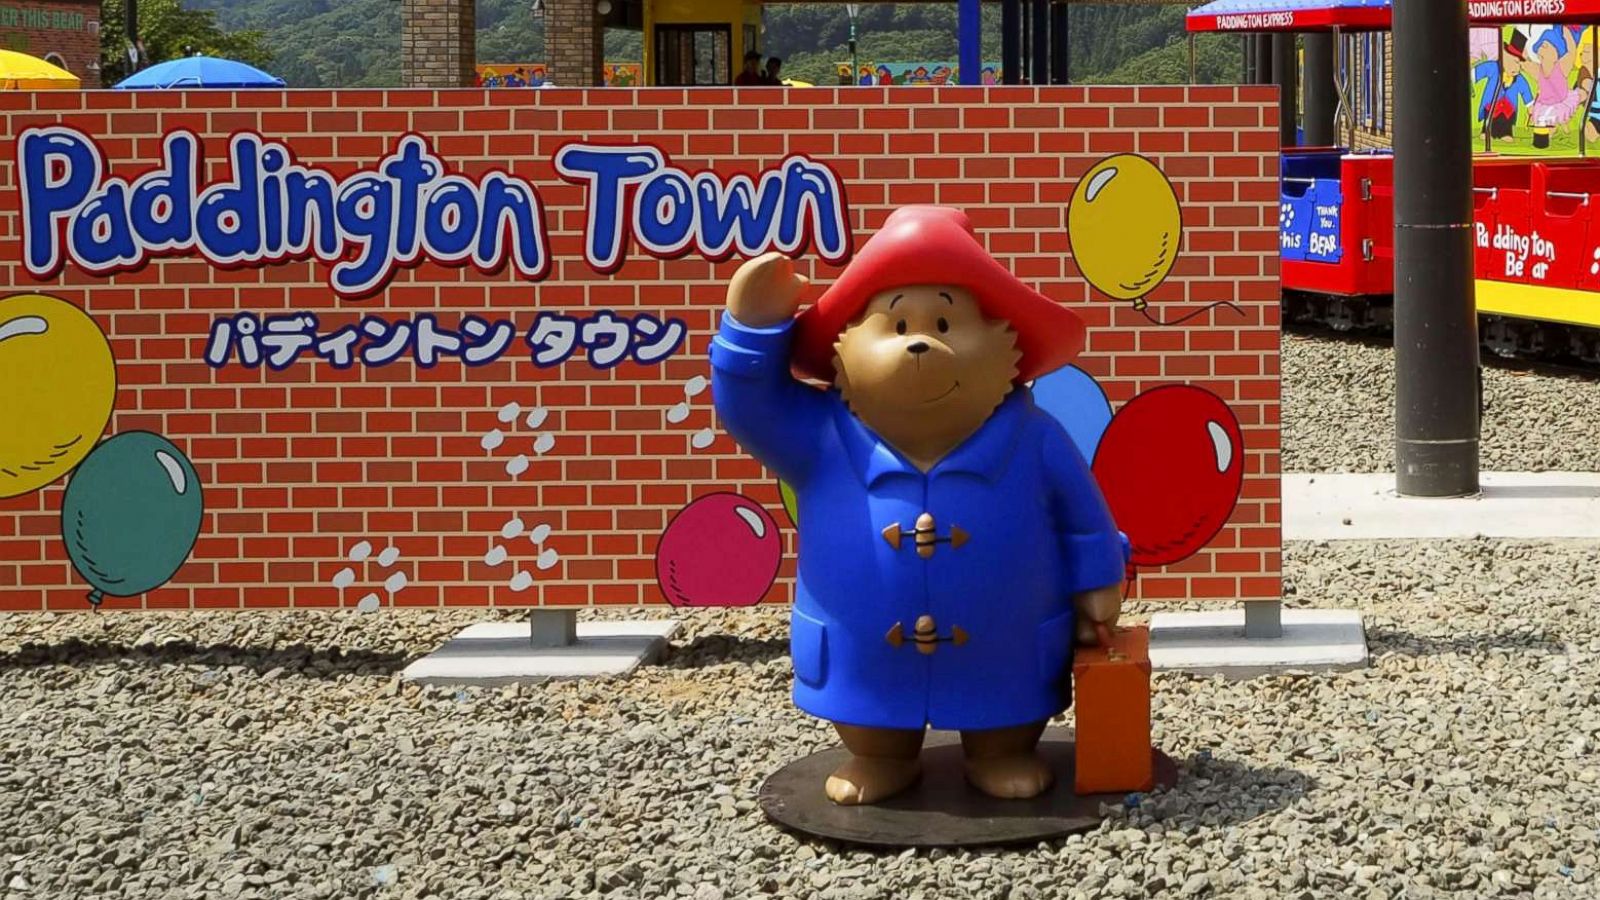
{"left": 1186, "top": 0, "right": 1391, "bottom": 32}
{"left": 1189, "top": 0, "right": 1600, "bottom": 32}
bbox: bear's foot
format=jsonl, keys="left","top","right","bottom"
{"left": 964, "top": 752, "right": 1054, "bottom": 799}
{"left": 824, "top": 756, "right": 922, "bottom": 805}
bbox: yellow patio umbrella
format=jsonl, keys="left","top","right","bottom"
{"left": 781, "top": 78, "right": 813, "bottom": 87}
{"left": 0, "top": 49, "right": 81, "bottom": 90}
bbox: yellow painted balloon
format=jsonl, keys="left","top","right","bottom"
{"left": 1068, "top": 154, "right": 1182, "bottom": 302}
{"left": 0, "top": 294, "right": 115, "bottom": 498}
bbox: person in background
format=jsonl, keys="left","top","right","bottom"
{"left": 763, "top": 57, "right": 784, "bottom": 85}
{"left": 735, "top": 51, "right": 764, "bottom": 86}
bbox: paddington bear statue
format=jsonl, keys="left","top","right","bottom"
{"left": 710, "top": 206, "right": 1127, "bottom": 805}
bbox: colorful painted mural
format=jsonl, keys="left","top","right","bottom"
{"left": 1472, "top": 25, "right": 1600, "bottom": 155}
{"left": 0, "top": 87, "right": 1283, "bottom": 612}
{"left": 835, "top": 61, "right": 1001, "bottom": 86}
{"left": 474, "top": 63, "right": 642, "bottom": 88}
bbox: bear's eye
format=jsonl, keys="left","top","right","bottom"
{"left": 895, "top": 319, "right": 907, "bottom": 335}
{"left": 937, "top": 317, "right": 949, "bottom": 334}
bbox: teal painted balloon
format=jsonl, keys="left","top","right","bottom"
{"left": 61, "top": 431, "right": 203, "bottom": 606}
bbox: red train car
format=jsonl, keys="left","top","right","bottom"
{"left": 1281, "top": 150, "right": 1600, "bottom": 361}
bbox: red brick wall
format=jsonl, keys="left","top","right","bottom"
{"left": 0, "top": 86, "right": 1281, "bottom": 612}
{"left": 0, "top": 0, "right": 100, "bottom": 88}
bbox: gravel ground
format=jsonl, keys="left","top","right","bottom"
{"left": 3, "top": 539, "right": 1599, "bottom": 900}
{"left": 4, "top": 333, "right": 1600, "bottom": 899}
{"left": 1282, "top": 332, "right": 1600, "bottom": 473}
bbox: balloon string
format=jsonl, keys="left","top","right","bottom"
{"left": 1138, "top": 300, "right": 1246, "bottom": 326}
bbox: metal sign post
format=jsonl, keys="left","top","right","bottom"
{"left": 1394, "top": 0, "right": 1480, "bottom": 497}
{"left": 1303, "top": 32, "right": 1336, "bottom": 145}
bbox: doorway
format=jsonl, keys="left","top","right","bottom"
{"left": 655, "top": 24, "right": 732, "bottom": 86}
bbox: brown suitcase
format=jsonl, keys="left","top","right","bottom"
{"left": 1073, "top": 624, "right": 1154, "bottom": 794}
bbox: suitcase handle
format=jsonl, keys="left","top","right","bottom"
{"left": 1093, "top": 622, "right": 1125, "bottom": 661}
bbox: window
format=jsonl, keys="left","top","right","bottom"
{"left": 654, "top": 25, "right": 732, "bottom": 87}
{"left": 1373, "top": 35, "right": 1388, "bottom": 134}
{"left": 1344, "top": 32, "right": 1390, "bottom": 135}
{"left": 1362, "top": 33, "right": 1374, "bottom": 130}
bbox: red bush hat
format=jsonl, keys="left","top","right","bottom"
{"left": 791, "top": 206, "right": 1087, "bottom": 383}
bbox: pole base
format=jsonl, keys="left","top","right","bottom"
{"left": 1396, "top": 438, "right": 1481, "bottom": 498}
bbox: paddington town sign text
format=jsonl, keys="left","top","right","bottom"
{"left": 16, "top": 128, "right": 853, "bottom": 298}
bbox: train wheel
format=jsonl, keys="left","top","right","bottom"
{"left": 1482, "top": 317, "right": 1519, "bottom": 359}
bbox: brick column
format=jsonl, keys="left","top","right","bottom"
{"left": 545, "top": 0, "right": 604, "bottom": 87}
{"left": 402, "top": 0, "right": 476, "bottom": 88}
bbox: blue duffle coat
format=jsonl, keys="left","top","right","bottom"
{"left": 710, "top": 313, "right": 1125, "bottom": 731}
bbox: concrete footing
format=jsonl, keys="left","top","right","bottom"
{"left": 401, "top": 616, "right": 681, "bottom": 686}
{"left": 1285, "top": 472, "right": 1600, "bottom": 540}
{"left": 1149, "top": 608, "right": 1368, "bottom": 677}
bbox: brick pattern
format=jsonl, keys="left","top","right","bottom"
{"left": 0, "top": 0, "right": 101, "bottom": 88}
{"left": 0, "top": 86, "right": 1282, "bottom": 612}
{"left": 545, "top": 0, "right": 603, "bottom": 87}
{"left": 402, "top": 0, "right": 476, "bottom": 89}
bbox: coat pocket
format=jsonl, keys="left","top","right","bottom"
{"left": 790, "top": 608, "right": 829, "bottom": 687}
{"left": 1036, "top": 608, "right": 1076, "bottom": 683}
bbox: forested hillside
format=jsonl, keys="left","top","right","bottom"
{"left": 177, "top": 1, "right": 1240, "bottom": 88}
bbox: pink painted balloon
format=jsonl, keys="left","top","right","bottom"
{"left": 655, "top": 492, "right": 782, "bottom": 607}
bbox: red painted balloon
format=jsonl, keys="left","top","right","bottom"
{"left": 1091, "top": 386, "right": 1245, "bottom": 568}
{"left": 655, "top": 492, "right": 782, "bottom": 607}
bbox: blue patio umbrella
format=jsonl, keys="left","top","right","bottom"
{"left": 115, "top": 55, "right": 286, "bottom": 90}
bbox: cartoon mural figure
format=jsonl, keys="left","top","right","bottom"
{"left": 62, "top": 431, "right": 203, "bottom": 607}
{"left": 655, "top": 492, "right": 781, "bottom": 607}
{"left": 1476, "top": 30, "right": 1536, "bottom": 143}
{"left": 0, "top": 293, "right": 115, "bottom": 498}
{"left": 1473, "top": 26, "right": 1513, "bottom": 64}
{"left": 1585, "top": 67, "right": 1600, "bottom": 145}
{"left": 712, "top": 207, "right": 1128, "bottom": 805}
{"left": 1527, "top": 28, "right": 1587, "bottom": 149}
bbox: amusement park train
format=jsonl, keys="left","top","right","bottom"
{"left": 1278, "top": 149, "right": 1600, "bottom": 364}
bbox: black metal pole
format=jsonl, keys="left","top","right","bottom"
{"left": 1274, "top": 32, "right": 1297, "bottom": 146}
{"left": 1303, "top": 33, "right": 1337, "bottom": 146}
{"left": 1050, "top": 0, "right": 1068, "bottom": 84}
{"left": 1031, "top": 0, "right": 1049, "bottom": 88}
{"left": 1021, "top": 0, "right": 1030, "bottom": 83}
{"left": 125, "top": 0, "right": 140, "bottom": 71}
{"left": 1245, "top": 34, "right": 1255, "bottom": 83}
{"left": 1002, "top": 0, "right": 1021, "bottom": 85}
{"left": 1394, "top": 0, "right": 1479, "bottom": 497}
{"left": 1255, "top": 33, "right": 1273, "bottom": 84}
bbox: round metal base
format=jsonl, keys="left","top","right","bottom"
{"left": 759, "top": 729, "right": 1178, "bottom": 848}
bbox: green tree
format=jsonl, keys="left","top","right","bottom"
{"left": 145, "top": 0, "right": 1220, "bottom": 89}
{"left": 101, "top": 0, "right": 274, "bottom": 85}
